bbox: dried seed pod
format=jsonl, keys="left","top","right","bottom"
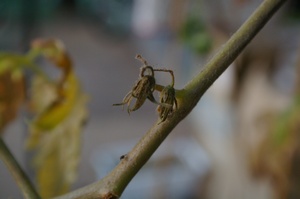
{"left": 113, "top": 58, "right": 159, "bottom": 114}
{"left": 157, "top": 85, "right": 177, "bottom": 123}
{"left": 113, "top": 55, "right": 173, "bottom": 114}
{"left": 114, "top": 72, "right": 170, "bottom": 114}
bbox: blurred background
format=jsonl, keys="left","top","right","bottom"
{"left": 0, "top": 0, "right": 300, "bottom": 198}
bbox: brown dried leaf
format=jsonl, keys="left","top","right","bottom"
{"left": 0, "top": 71, "right": 25, "bottom": 133}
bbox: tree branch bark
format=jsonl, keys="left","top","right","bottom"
{"left": 55, "top": 0, "right": 287, "bottom": 198}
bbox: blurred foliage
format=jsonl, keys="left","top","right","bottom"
{"left": 0, "top": 53, "right": 39, "bottom": 132}
{"left": 180, "top": 17, "right": 212, "bottom": 55}
{"left": 248, "top": 44, "right": 300, "bottom": 199}
{"left": 250, "top": 95, "right": 300, "bottom": 199}
{"left": 27, "top": 74, "right": 88, "bottom": 198}
{"left": 0, "top": 38, "right": 88, "bottom": 198}
{"left": 0, "top": 70, "right": 24, "bottom": 133}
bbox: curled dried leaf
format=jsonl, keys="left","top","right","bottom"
{"left": 30, "top": 72, "right": 79, "bottom": 132}
{"left": 31, "top": 38, "right": 72, "bottom": 82}
{"left": 27, "top": 70, "right": 88, "bottom": 198}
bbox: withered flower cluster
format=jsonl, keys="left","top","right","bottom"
{"left": 113, "top": 55, "right": 177, "bottom": 123}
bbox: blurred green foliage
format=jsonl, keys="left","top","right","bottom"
{"left": 180, "top": 17, "right": 212, "bottom": 55}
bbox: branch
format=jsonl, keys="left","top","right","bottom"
{"left": 55, "top": 0, "right": 287, "bottom": 198}
{"left": 0, "top": 137, "right": 41, "bottom": 199}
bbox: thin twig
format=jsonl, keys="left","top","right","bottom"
{"left": 0, "top": 137, "right": 41, "bottom": 199}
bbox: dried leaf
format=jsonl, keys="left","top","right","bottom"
{"left": 31, "top": 38, "right": 72, "bottom": 83}
{"left": 0, "top": 70, "right": 25, "bottom": 133}
{"left": 30, "top": 72, "right": 79, "bottom": 132}
{"left": 27, "top": 72, "right": 88, "bottom": 198}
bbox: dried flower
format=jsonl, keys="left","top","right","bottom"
{"left": 113, "top": 55, "right": 173, "bottom": 114}
{"left": 157, "top": 85, "right": 177, "bottom": 123}
{"left": 113, "top": 70, "right": 157, "bottom": 113}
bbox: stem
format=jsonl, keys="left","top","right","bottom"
{"left": 55, "top": 0, "right": 286, "bottom": 198}
{"left": 0, "top": 137, "right": 41, "bottom": 199}
{"left": 183, "top": 0, "right": 286, "bottom": 103}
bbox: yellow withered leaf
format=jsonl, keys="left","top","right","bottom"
{"left": 30, "top": 72, "right": 79, "bottom": 132}
{"left": 27, "top": 73, "right": 88, "bottom": 198}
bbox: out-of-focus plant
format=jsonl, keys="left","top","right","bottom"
{"left": 180, "top": 17, "right": 212, "bottom": 54}
{"left": 250, "top": 50, "right": 300, "bottom": 199}
{"left": 0, "top": 39, "right": 88, "bottom": 199}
